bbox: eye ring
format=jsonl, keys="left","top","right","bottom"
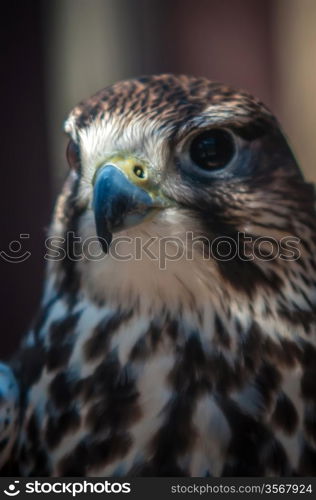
{"left": 133, "top": 165, "right": 146, "bottom": 179}
{"left": 189, "top": 128, "right": 235, "bottom": 171}
{"left": 66, "top": 139, "right": 81, "bottom": 171}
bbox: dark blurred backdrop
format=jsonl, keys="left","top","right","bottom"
{"left": 1, "top": 0, "right": 315, "bottom": 358}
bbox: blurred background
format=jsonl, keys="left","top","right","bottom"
{"left": 1, "top": 0, "right": 316, "bottom": 357}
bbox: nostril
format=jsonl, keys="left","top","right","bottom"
{"left": 133, "top": 165, "right": 146, "bottom": 179}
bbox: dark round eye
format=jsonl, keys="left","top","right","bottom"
{"left": 189, "top": 129, "right": 235, "bottom": 170}
{"left": 66, "top": 139, "right": 81, "bottom": 170}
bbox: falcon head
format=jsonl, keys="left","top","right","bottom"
{"left": 55, "top": 74, "right": 315, "bottom": 314}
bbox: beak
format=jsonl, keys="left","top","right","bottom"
{"left": 92, "top": 155, "right": 171, "bottom": 252}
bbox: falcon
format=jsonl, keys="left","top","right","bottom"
{"left": 1, "top": 74, "right": 316, "bottom": 476}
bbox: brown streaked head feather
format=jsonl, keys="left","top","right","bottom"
{"left": 66, "top": 74, "right": 274, "bottom": 135}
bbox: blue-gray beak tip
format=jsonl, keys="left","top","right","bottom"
{"left": 93, "top": 165, "right": 153, "bottom": 252}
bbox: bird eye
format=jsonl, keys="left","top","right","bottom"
{"left": 189, "top": 129, "right": 235, "bottom": 170}
{"left": 66, "top": 139, "right": 81, "bottom": 170}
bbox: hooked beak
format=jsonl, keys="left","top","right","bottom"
{"left": 92, "top": 156, "right": 171, "bottom": 252}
